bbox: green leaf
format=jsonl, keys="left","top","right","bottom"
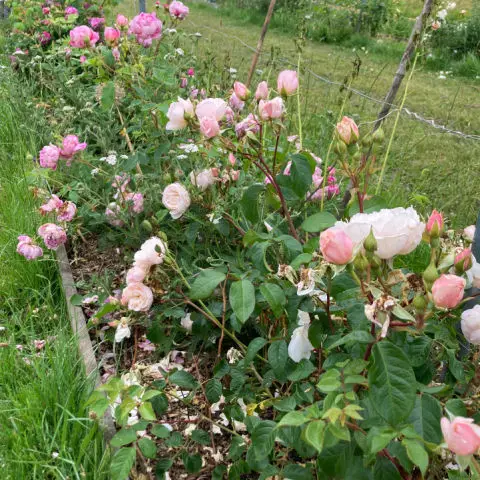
{"left": 189, "top": 270, "right": 226, "bottom": 300}
{"left": 101, "top": 81, "right": 115, "bottom": 110}
{"left": 138, "top": 438, "right": 157, "bottom": 459}
{"left": 366, "top": 426, "right": 397, "bottom": 454}
{"left": 282, "top": 463, "right": 314, "bottom": 480}
{"left": 278, "top": 411, "right": 308, "bottom": 427}
{"left": 290, "top": 154, "right": 314, "bottom": 197}
{"left": 402, "top": 439, "right": 429, "bottom": 475}
{"left": 373, "top": 456, "right": 402, "bottom": 480}
{"left": 368, "top": 342, "right": 416, "bottom": 426}
{"left": 182, "top": 452, "right": 202, "bottom": 473}
{"left": 169, "top": 370, "right": 199, "bottom": 390}
{"left": 303, "top": 420, "right": 325, "bottom": 453}
{"left": 317, "top": 369, "right": 341, "bottom": 393}
{"left": 110, "top": 428, "right": 137, "bottom": 447}
{"left": 70, "top": 294, "right": 83, "bottom": 306}
{"left": 138, "top": 402, "right": 156, "bottom": 421}
{"left": 260, "top": 283, "right": 286, "bottom": 318}
{"left": 205, "top": 378, "right": 222, "bottom": 403}
{"left": 245, "top": 337, "right": 268, "bottom": 364}
{"left": 273, "top": 396, "right": 297, "bottom": 412}
{"left": 268, "top": 340, "right": 288, "bottom": 377}
{"left": 300, "top": 212, "right": 337, "bottom": 233}
{"left": 327, "top": 330, "right": 373, "bottom": 350}
{"left": 408, "top": 394, "right": 443, "bottom": 444}
{"left": 229, "top": 280, "right": 256, "bottom": 324}
{"left": 287, "top": 359, "right": 316, "bottom": 381}
{"left": 241, "top": 183, "right": 265, "bottom": 223}
{"left": 191, "top": 428, "right": 211, "bottom": 445}
{"left": 251, "top": 420, "right": 276, "bottom": 459}
{"left": 110, "top": 447, "right": 136, "bottom": 480}
{"left": 445, "top": 398, "right": 467, "bottom": 417}
{"left": 151, "top": 424, "right": 171, "bottom": 439}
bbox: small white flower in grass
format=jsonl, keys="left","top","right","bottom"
{"left": 91, "top": 168, "right": 99, "bottom": 176}
{"left": 181, "top": 312, "right": 193, "bottom": 332}
{"left": 105, "top": 154, "right": 117, "bottom": 165}
{"left": 288, "top": 310, "right": 314, "bottom": 363}
{"left": 175, "top": 48, "right": 184, "bottom": 56}
{"left": 177, "top": 154, "right": 188, "bottom": 160}
{"left": 0, "top": 326, "right": 5, "bottom": 332}
{"left": 51, "top": 452, "right": 59, "bottom": 459}
{"left": 115, "top": 318, "right": 131, "bottom": 343}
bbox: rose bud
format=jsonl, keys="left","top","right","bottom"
{"left": 441, "top": 416, "right": 480, "bottom": 456}
{"left": 455, "top": 247, "right": 472, "bottom": 275}
{"left": 336, "top": 116, "right": 359, "bottom": 145}
{"left": 320, "top": 227, "right": 354, "bottom": 265}
{"left": 426, "top": 209, "right": 444, "bottom": 238}
{"left": 431, "top": 274, "right": 465, "bottom": 309}
{"left": 277, "top": 70, "right": 298, "bottom": 96}
{"left": 233, "top": 81, "right": 250, "bottom": 101}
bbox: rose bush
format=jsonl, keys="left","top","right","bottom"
{"left": 6, "top": 1, "right": 480, "bottom": 479}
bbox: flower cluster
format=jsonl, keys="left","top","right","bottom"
{"left": 39, "top": 135, "right": 87, "bottom": 170}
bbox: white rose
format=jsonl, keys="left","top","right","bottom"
{"left": 162, "top": 182, "right": 191, "bottom": 219}
{"left": 181, "top": 312, "right": 193, "bottom": 332}
{"left": 126, "top": 266, "right": 147, "bottom": 284}
{"left": 467, "top": 254, "right": 480, "bottom": 289}
{"left": 134, "top": 236, "right": 167, "bottom": 270}
{"left": 115, "top": 318, "right": 131, "bottom": 343}
{"left": 190, "top": 169, "right": 216, "bottom": 191}
{"left": 335, "top": 207, "right": 425, "bottom": 259}
{"left": 464, "top": 225, "right": 476, "bottom": 242}
{"left": 195, "top": 98, "right": 227, "bottom": 121}
{"left": 461, "top": 305, "right": 480, "bottom": 344}
{"left": 121, "top": 282, "right": 154, "bottom": 311}
{"left": 166, "top": 97, "right": 194, "bottom": 131}
{"left": 288, "top": 310, "right": 314, "bottom": 363}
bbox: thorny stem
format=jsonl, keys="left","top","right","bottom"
{"left": 217, "top": 279, "right": 228, "bottom": 361}
{"left": 296, "top": 52, "right": 303, "bottom": 150}
{"left": 272, "top": 132, "right": 281, "bottom": 176}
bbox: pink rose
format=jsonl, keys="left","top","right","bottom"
{"left": 196, "top": 98, "right": 227, "bottom": 122}
{"left": 121, "top": 282, "right": 153, "bottom": 311}
{"left": 57, "top": 201, "right": 77, "bottom": 222}
{"left": 235, "top": 113, "right": 260, "bottom": 138}
{"left": 336, "top": 116, "right": 359, "bottom": 145}
{"left": 129, "top": 12, "right": 162, "bottom": 47}
{"left": 180, "top": 77, "right": 188, "bottom": 89}
{"left": 133, "top": 236, "right": 167, "bottom": 270}
{"left": 60, "top": 135, "right": 87, "bottom": 162}
{"left": 126, "top": 266, "right": 147, "bottom": 285}
{"left": 461, "top": 305, "right": 480, "bottom": 345}
{"left": 320, "top": 227, "right": 354, "bottom": 265}
{"left": 190, "top": 169, "right": 216, "bottom": 191}
{"left": 17, "top": 236, "right": 43, "bottom": 260}
{"left": 255, "top": 81, "right": 268, "bottom": 101}
{"left": 104, "top": 27, "right": 120, "bottom": 45}
{"left": 80, "top": 55, "right": 87, "bottom": 64}
{"left": 259, "top": 97, "right": 284, "bottom": 121}
{"left": 225, "top": 107, "right": 235, "bottom": 125}
{"left": 39, "top": 144, "right": 61, "bottom": 170}
{"left": 200, "top": 116, "right": 220, "bottom": 139}
{"left": 426, "top": 209, "right": 444, "bottom": 236}
{"left": 229, "top": 93, "right": 245, "bottom": 111}
{"left": 233, "top": 81, "right": 249, "bottom": 101}
{"left": 228, "top": 153, "right": 236, "bottom": 166}
{"left": 65, "top": 6, "right": 78, "bottom": 17}
{"left": 432, "top": 274, "right": 466, "bottom": 309}
{"left": 277, "top": 70, "right": 299, "bottom": 96}
{"left": 162, "top": 183, "right": 191, "bottom": 219}
{"left": 187, "top": 68, "right": 195, "bottom": 77}
{"left": 39, "top": 31, "right": 52, "bottom": 46}
{"left": 116, "top": 14, "right": 129, "bottom": 28}
{"left": 166, "top": 97, "right": 194, "bottom": 131}
{"left": 37, "top": 223, "right": 67, "bottom": 250}
{"left": 112, "top": 47, "right": 120, "bottom": 62}
{"left": 106, "top": 203, "right": 124, "bottom": 227}
{"left": 455, "top": 247, "right": 472, "bottom": 274}
{"left": 89, "top": 17, "right": 105, "bottom": 30}
{"left": 69, "top": 26, "right": 99, "bottom": 48}
{"left": 464, "top": 225, "right": 476, "bottom": 242}
{"left": 125, "top": 192, "right": 144, "bottom": 214}
{"left": 169, "top": 1, "right": 189, "bottom": 19}
{"left": 441, "top": 417, "right": 480, "bottom": 456}
{"left": 43, "top": 7, "right": 50, "bottom": 15}
{"left": 40, "top": 195, "right": 64, "bottom": 215}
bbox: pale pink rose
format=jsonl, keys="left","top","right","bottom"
{"left": 166, "top": 97, "right": 194, "bottom": 131}
{"left": 229, "top": 93, "right": 244, "bottom": 111}
{"left": 432, "top": 21, "right": 441, "bottom": 30}
{"left": 128, "top": 12, "right": 162, "bottom": 47}
{"left": 124, "top": 192, "right": 144, "bottom": 214}
{"left": 105, "top": 203, "right": 124, "bottom": 227}
{"left": 39, "top": 144, "right": 61, "bottom": 170}
{"left": 112, "top": 47, "right": 120, "bottom": 61}
{"left": 310, "top": 167, "right": 340, "bottom": 201}
{"left": 258, "top": 97, "right": 284, "bottom": 121}
{"left": 169, "top": 1, "right": 189, "bottom": 20}
{"left": 16, "top": 235, "right": 43, "bottom": 260}
{"left": 455, "top": 247, "right": 472, "bottom": 273}
{"left": 126, "top": 266, "right": 147, "bottom": 284}
{"left": 116, "top": 14, "right": 129, "bottom": 28}
{"left": 104, "top": 27, "right": 120, "bottom": 45}
{"left": 40, "top": 195, "right": 64, "bottom": 215}
{"left": 162, "top": 183, "right": 191, "bottom": 219}
{"left": 89, "top": 17, "right": 105, "bottom": 30}
{"left": 334, "top": 207, "right": 425, "bottom": 260}
{"left": 37, "top": 223, "right": 67, "bottom": 250}
{"left": 228, "top": 153, "right": 236, "bottom": 166}
{"left": 225, "top": 106, "right": 235, "bottom": 125}
{"left": 235, "top": 113, "right": 260, "bottom": 138}
{"left": 196, "top": 98, "right": 227, "bottom": 122}
{"left": 138, "top": 339, "right": 155, "bottom": 351}
{"left": 190, "top": 169, "right": 216, "bottom": 191}
{"left": 336, "top": 116, "right": 359, "bottom": 145}
{"left": 441, "top": 417, "right": 480, "bottom": 456}
{"left": 80, "top": 55, "right": 87, "bottom": 64}
{"left": 277, "top": 70, "right": 299, "bottom": 96}
{"left": 432, "top": 274, "right": 465, "bottom": 309}
{"left": 57, "top": 201, "right": 77, "bottom": 222}
{"left": 255, "top": 81, "right": 268, "bottom": 101}
{"left": 464, "top": 225, "right": 476, "bottom": 242}
{"left": 200, "top": 117, "right": 220, "bottom": 139}
{"left": 69, "top": 26, "right": 99, "bottom": 48}
{"left": 461, "top": 305, "right": 480, "bottom": 345}
{"left": 65, "top": 6, "right": 78, "bottom": 17}
{"left": 112, "top": 174, "right": 130, "bottom": 193}
{"left": 133, "top": 236, "right": 167, "bottom": 270}
{"left": 320, "top": 227, "right": 354, "bottom": 265}
{"left": 60, "top": 135, "right": 87, "bottom": 161}
{"left": 121, "top": 282, "right": 153, "bottom": 311}
{"left": 180, "top": 77, "right": 188, "bottom": 88}
{"left": 233, "top": 81, "right": 249, "bottom": 101}
{"left": 467, "top": 255, "right": 480, "bottom": 289}
{"left": 426, "top": 209, "right": 444, "bottom": 236}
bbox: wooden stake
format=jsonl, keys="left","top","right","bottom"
{"left": 245, "top": 0, "right": 277, "bottom": 88}
{"left": 374, "top": 0, "right": 434, "bottom": 130}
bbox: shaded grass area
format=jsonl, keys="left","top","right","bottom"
{"left": 0, "top": 70, "right": 109, "bottom": 479}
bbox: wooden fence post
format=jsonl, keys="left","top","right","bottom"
{"left": 139, "top": 0, "right": 146, "bottom": 13}
{"left": 245, "top": 0, "right": 277, "bottom": 89}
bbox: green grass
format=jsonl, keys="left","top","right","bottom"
{"left": 0, "top": 69, "right": 109, "bottom": 479}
